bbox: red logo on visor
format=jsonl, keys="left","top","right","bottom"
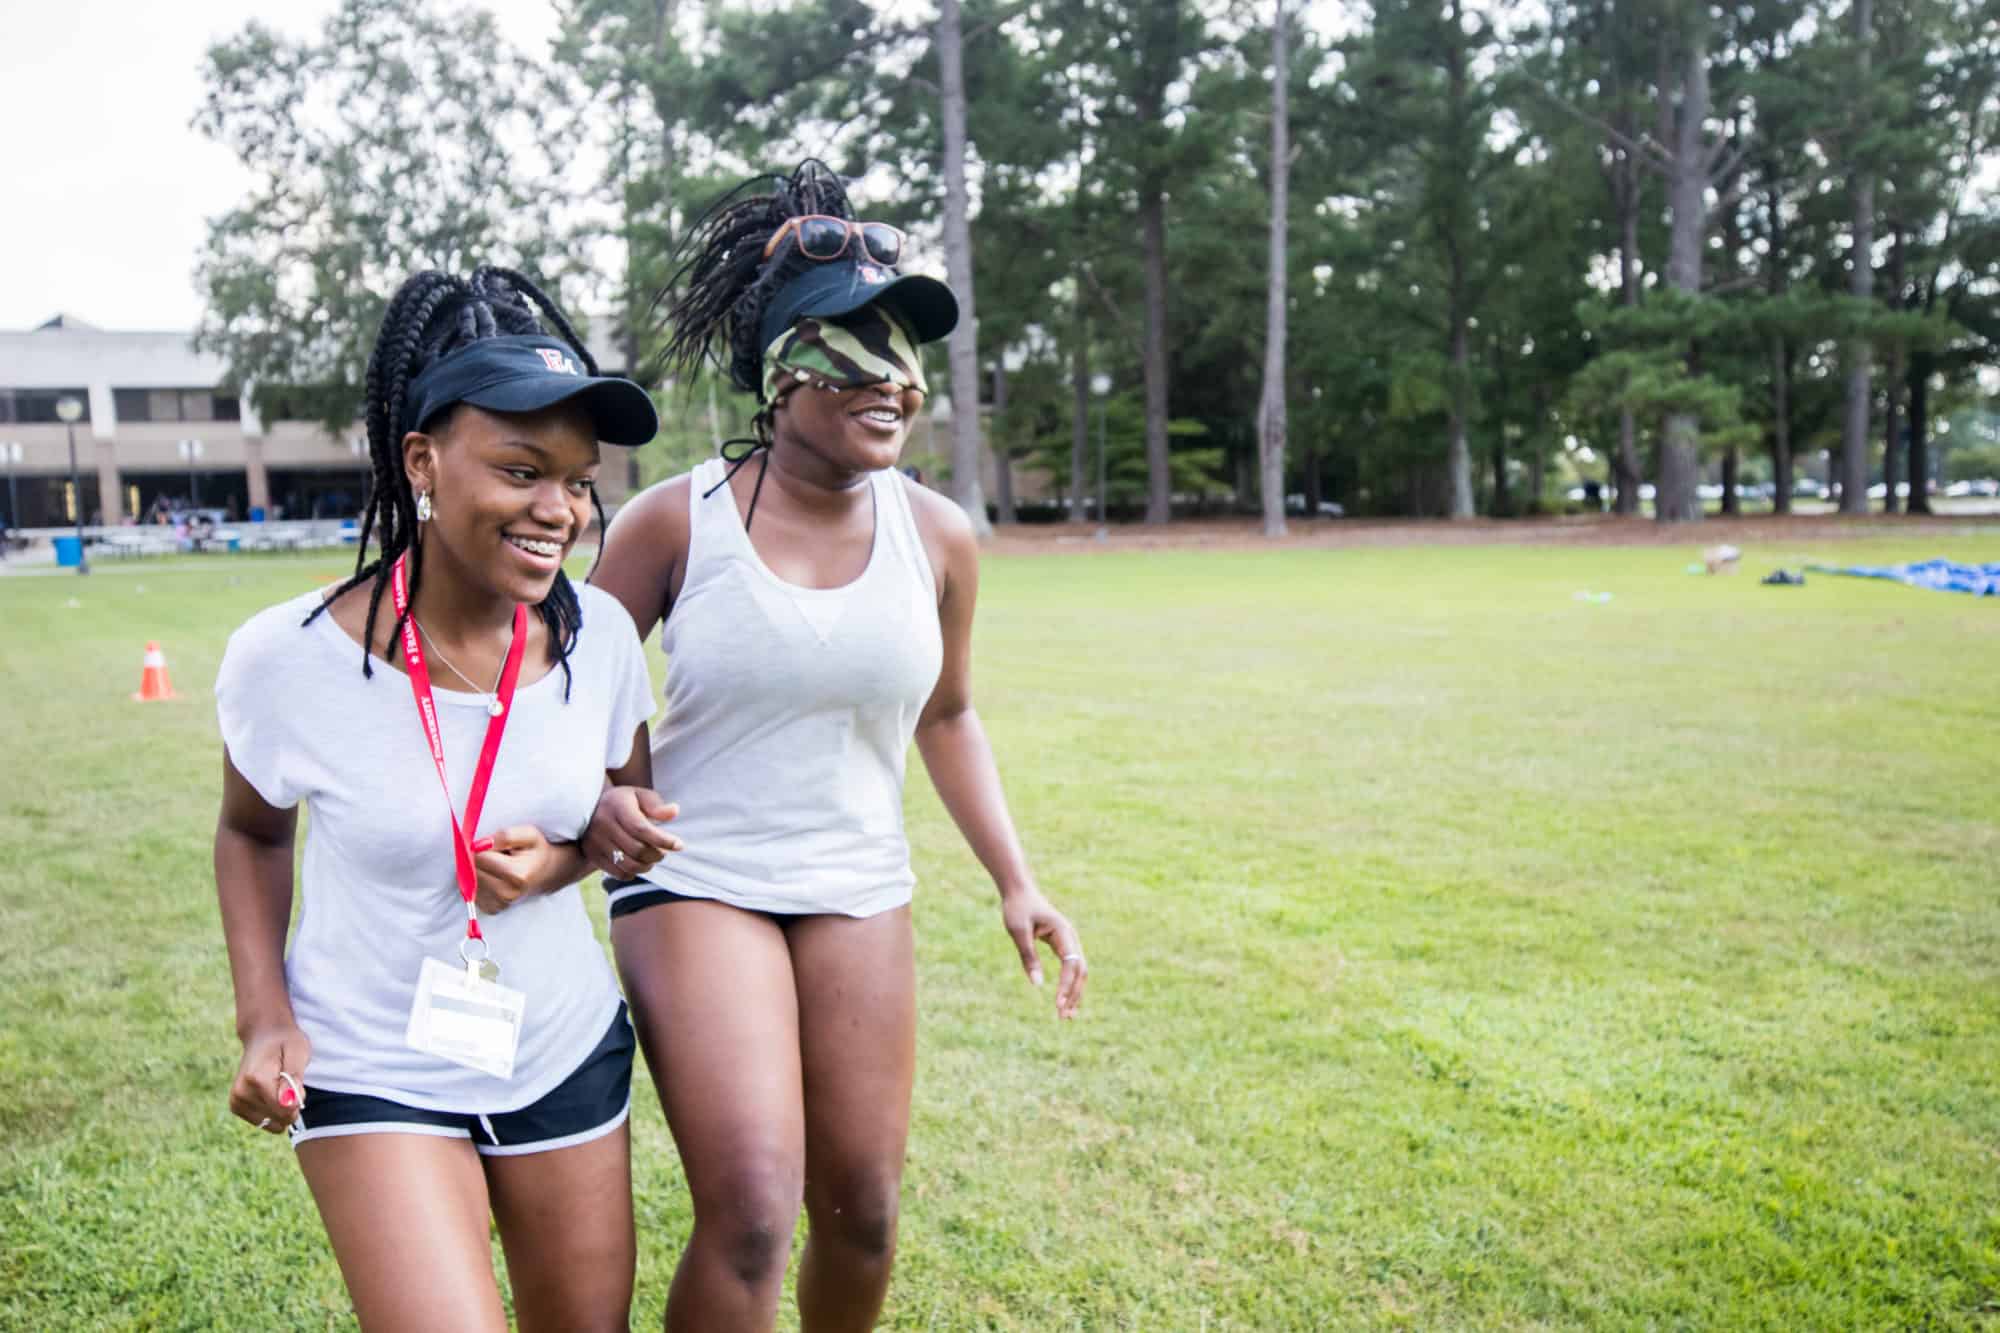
{"left": 537, "top": 348, "right": 580, "bottom": 375}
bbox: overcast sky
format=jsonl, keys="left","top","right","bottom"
{"left": 0, "top": 0, "right": 558, "bottom": 332}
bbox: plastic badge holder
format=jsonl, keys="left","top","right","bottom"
{"left": 405, "top": 956, "right": 526, "bottom": 1080}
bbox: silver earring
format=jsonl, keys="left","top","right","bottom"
{"left": 415, "top": 491, "right": 433, "bottom": 523}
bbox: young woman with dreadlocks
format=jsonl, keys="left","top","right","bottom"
{"left": 213, "top": 266, "right": 669, "bottom": 1331}
{"left": 583, "top": 162, "right": 1089, "bottom": 1331}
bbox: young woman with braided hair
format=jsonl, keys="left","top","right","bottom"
{"left": 585, "top": 161, "right": 1089, "bottom": 1331}
{"left": 214, "top": 265, "right": 665, "bottom": 1330}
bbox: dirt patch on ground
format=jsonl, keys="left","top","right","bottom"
{"left": 986, "top": 513, "right": 2000, "bottom": 556}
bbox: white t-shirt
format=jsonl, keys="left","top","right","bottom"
{"left": 216, "top": 582, "right": 654, "bottom": 1113}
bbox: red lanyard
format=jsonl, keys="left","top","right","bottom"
{"left": 389, "top": 554, "right": 528, "bottom": 947}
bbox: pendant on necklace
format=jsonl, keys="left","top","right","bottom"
{"left": 487, "top": 697, "right": 506, "bottom": 718}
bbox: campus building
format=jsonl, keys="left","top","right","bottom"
{"left": 0, "top": 315, "right": 637, "bottom": 530}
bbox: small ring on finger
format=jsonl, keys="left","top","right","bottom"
{"left": 610, "top": 848, "right": 625, "bottom": 868}
{"left": 258, "top": 1116, "right": 273, "bottom": 1130}
{"left": 1062, "top": 953, "right": 1084, "bottom": 963}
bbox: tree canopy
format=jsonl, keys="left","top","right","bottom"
{"left": 196, "top": 0, "right": 2000, "bottom": 522}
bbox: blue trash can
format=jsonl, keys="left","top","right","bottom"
{"left": 249, "top": 506, "right": 266, "bottom": 523}
{"left": 53, "top": 535, "right": 83, "bottom": 567}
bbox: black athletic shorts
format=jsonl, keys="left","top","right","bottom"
{"left": 604, "top": 875, "right": 802, "bottom": 922}
{"left": 287, "top": 1003, "right": 634, "bottom": 1157}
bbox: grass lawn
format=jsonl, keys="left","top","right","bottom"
{"left": 3, "top": 529, "right": 1998, "bottom": 1329}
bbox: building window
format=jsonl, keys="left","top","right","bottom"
{"left": 108, "top": 388, "right": 237, "bottom": 423}
{"left": 0, "top": 388, "right": 91, "bottom": 424}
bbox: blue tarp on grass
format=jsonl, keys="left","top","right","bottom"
{"left": 1814, "top": 558, "right": 2000, "bottom": 596}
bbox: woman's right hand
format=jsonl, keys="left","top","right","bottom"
{"left": 230, "top": 1021, "right": 312, "bottom": 1135}
{"left": 583, "top": 786, "right": 682, "bottom": 877}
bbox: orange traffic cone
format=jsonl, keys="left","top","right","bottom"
{"left": 133, "top": 640, "right": 177, "bottom": 702}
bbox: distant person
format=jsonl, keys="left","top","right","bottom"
{"left": 213, "top": 265, "right": 664, "bottom": 1330}
{"left": 584, "top": 160, "right": 1088, "bottom": 1331}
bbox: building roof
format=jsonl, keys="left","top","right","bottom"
{"left": 4, "top": 315, "right": 633, "bottom": 390}
{"left": 2, "top": 321, "right": 224, "bottom": 389}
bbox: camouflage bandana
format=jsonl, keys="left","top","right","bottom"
{"left": 762, "top": 305, "right": 928, "bottom": 405}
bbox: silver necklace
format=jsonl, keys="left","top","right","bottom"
{"left": 414, "top": 618, "right": 507, "bottom": 717}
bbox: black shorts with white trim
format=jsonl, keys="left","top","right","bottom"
{"left": 603, "top": 875, "right": 803, "bottom": 923}
{"left": 288, "top": 1003, "right": 634, "bottom": 1157}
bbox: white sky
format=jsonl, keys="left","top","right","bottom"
{"left": 0, "top": 0, "right": 561, "bottom": 332}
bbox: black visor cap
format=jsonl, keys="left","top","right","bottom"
{"left": 404, "top": 335, "right": 658, "bottom": 445}
{"left": 756, "top": 256, "right": 959, "bottom": 352}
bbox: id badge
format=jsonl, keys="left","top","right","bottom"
{"left": 404, "top": 956, "right": 526, "bottom": 1080}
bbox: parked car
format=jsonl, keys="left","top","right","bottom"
{"left": 1283, "top": 493, "right": 1346, "bottom": 517}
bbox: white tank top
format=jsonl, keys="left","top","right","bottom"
{"left": 607, "top": 456, "right": 945, "bottom": 918}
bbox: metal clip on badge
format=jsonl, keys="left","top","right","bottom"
{"left": 461, "top": 932, "right": 500, "bottom": 984}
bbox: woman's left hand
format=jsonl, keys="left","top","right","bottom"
{"left": 471, "top": 826, "right": 563, "bottom": 914}
{"left": 1000, "top": 888, "right": 1089, "bottom": 1020}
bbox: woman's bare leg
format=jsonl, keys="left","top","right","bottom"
{"left": 615, "top": 900, "right": 805, "bottom": 1333}
{"left": 296, "top": 1132, "right": 506, "bottom": 1333}
{"left": 485, "top": 1120, "right": 635, "bottom": 1332}
{"left": 790, "top": 906, "right": 918, "bottom": 1332}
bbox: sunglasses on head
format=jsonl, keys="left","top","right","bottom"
{"left": 763, "top": 215, "right": 907, "bottom": 266}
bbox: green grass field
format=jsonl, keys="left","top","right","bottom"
{"left": 3, "top": 530, "right": 1998, "bottom": 1330}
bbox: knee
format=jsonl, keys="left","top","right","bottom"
{"left": 810, "top": 1172, "right": 901, "bottom": 1263}
{"left": 693, "top": 1167, "right": 802, "bottom": 1288}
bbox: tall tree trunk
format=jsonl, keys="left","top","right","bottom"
{"left": 937, "top": 0, "right": 992, "bottom": 538}
{"left": 1490, "top": 432, "right": 1510, "bottom": 517}
{"left": 1882, "top": 354, "right": 1904, "bottom": 514}
{"left": 1443, "top": 0, "right": 1474, "bottom": 520}
{"left": 1069, "top": 301, "right": 1089, "bottom": 523}
{"left": 1906, "top": 353, "right": 1931, "bottom": 513}
{"left": 1656, "top": 27, "right": 1708, "bottom": 523}
{"left": 1447, "top": 282, "right": 1473, "bottom": 519}
{"left": 1882, "top": 228, "right": 1905, "bottom": 513}
{"left": 991, "top": 362, "right": 1015, "bottom": 524}
{"left": 1528, "top": 386, "right": 1549, "bottom": 512}
{"left": 1257, "top": 0, "right": 1289, "bottom": 538}
{"left": 1614, "top": 411, "right": 1640, "bottom": 514}
{"left": 1139, "top": 185, "right": 1171, "bottom": 523}
{"left": 1766, "top": 172, "right": 1791, "bottom": 515}
{"left": 1721, "top": 446, "right": 1740, "bottom": 516}
{"left": 1839, "top": 0, "right": 1875, "bottom": 514}
{"left": 1771, "top": 334, "right": 1793, "bottom": 514}
{"left": 1606, "top": 81, "right": 1644, "bottom": 516}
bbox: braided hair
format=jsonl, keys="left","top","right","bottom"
{"left": 653, "top": 160, "right": 860, "bottom": 420}
{"left": 304, "top": 265, "right": 607, "bottom": 700}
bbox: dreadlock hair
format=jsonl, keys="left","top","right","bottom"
{"left": 651, "top": 160, "right": 861, "bottom": 440}
{"left": 303, "top": 265, "right": 608, "bottom": 701}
